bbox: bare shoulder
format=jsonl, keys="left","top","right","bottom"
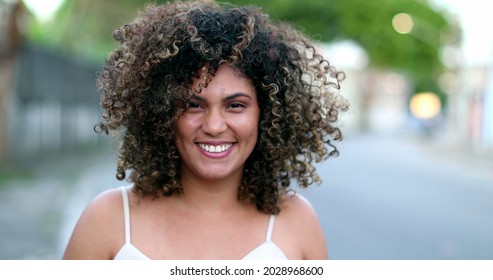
{"left": 80, "top": 188, "right": 124, "bottom": 225}
{"left": 277, "top": 192, "right": 328, "bottom": 260}
{"left": 279, "top": 192, "right": 319, "bottom": 223}
{"left": 62, "top": 187, "right": 125, "bottom": 259}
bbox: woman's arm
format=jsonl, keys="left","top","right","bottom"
{"left": 280, "top": 193, "right": 328, "bottom": 260}
{"left": 62, "top": 189, "right": 123, "bottom": 260}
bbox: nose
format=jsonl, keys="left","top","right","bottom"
{"left": 202, "top": 109, "right": 227, "bottom": 136}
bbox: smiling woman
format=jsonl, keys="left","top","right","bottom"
{"left": 62, "top": 0, "right": 348, "bottom": 260}
{"left": 175, "top": 65, "right": 260, "bottom": 184}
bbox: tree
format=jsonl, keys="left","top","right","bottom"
{"left": 230, "top": 0, "right": 458, "bottom": 104}
{"left": 0, "top": 0, "right": 27, "bottom": 160}
{"left": 25, "top": 0, "right": 458, "bottom": 102}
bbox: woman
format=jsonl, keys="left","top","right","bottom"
{"left": 63, "top": 0, "right": 348, "bottom": 260}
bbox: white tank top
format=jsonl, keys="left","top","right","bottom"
{"left": 114, "top": 186, "right": 288, "bottom": 260}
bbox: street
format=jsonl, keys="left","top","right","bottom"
{"left": 301, "top": 132, "right": 493, "bottom": 259}
{"left": 0, "top": 132, "right": 492, "bottom": 259}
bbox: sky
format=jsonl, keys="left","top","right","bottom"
{"left": 22, "top": 0, "right": 65, "bottom": 22}
{"left": 432, "top": 0, "right": 493, "bottom": 65}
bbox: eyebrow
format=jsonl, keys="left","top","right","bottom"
{"left": 191, "top": 92, "right": 252, "bottom": 102}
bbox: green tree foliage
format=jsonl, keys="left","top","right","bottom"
{"left": 25, "top": 0, "right": 458, "bottom": 100}
{"left": 25, "top": 0, "right": 145, "bottom": 64}
{"left": 230, "top": 0, "right": 457, "bottom": 102}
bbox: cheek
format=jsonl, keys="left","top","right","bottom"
{"left": 237, "top": 114, "right": 260, "bottom": 141}
{"left": 174, "top": 121, "right": 192, "bottom": 159}
{"left": 175, "top": 116, "right": 198, "bottom": 138}
{"left": 174, "top": 122, "right": 191, "bottom": 152}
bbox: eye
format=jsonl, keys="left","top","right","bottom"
{"left": 184, "top": 100, "right": 204, "bottom": 112}
{"left": 228, "top": 102, "right": 246, "bottom": 110}
{"left": 188, "top": 101, "right": 201, "bottom": 108}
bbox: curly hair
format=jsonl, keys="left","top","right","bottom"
{"left": 95, "top": 0, "right": 348, "bottom": 214}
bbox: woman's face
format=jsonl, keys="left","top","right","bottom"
{"left": 175, "top": 64, "right": 260, "bottom": 183}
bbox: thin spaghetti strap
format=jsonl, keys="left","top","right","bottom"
{"left": 119, "top": 186, "right": 131, "bottom": 244}
{"left": 265, "top": 215, "right": 276, "bottom": 241}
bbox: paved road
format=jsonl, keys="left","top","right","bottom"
{"left": 0, "top": 146, "right": 120, "bottom": 259}
{"left": 1, "top": 133, "right": 492, "bottom": 259}
{"left": 300, "top": 133, "right": 493, "bottom": 259}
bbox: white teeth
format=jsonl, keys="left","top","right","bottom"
{"left": 199, "top": 143, "right": 232, "bottom": 153}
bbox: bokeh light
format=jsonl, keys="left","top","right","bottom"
{"left": 392, "top": 13, "right": 414, "bottom": 34}
{"left": 409, "top": 92, "right": 442, "bottom": 119}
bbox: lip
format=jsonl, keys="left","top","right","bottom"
{"left": 196, "top": 141, "right": 236, "bottom": 159}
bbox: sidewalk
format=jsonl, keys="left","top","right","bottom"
{"left": 0, "top": 145, "right": 120, "bottom": 259}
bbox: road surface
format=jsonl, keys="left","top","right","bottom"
{"left": 1, "top": 132, "right": 491, "bottom": 259}
{"left": 300, "top": 133, "right": 493, "bottom": 259}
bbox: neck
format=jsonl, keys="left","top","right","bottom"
{"left": 177, "top": 173, "right": 244, "bottom": 214}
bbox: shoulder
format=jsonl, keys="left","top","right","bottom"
{"left": 278, "top": 192, "right": 320, "bottom": 227}
{"left": 277, "top": 192, "right": 328, "bottom": 259}
{"left": 63, "top": 187, "right": 126, "bottom": 259}
{"left": 82, "top": 188, "right": 125, "bottom": 225}
{"left": 280, "top": 192, "right": 315, "bottom": 213}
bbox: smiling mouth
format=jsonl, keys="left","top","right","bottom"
{"left": 198, "top": 143, "right": 233, "bottom": 153}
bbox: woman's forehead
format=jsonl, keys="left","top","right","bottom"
{"left": 190, "top": 64, "right": 253, "bottom": 92}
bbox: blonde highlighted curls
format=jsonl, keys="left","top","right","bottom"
{"left": 95, "top": 0, "right": 348, "bottom": 214}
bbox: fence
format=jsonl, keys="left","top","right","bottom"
{"left": 7, "top": 44, "right": 103, "bottom": 161}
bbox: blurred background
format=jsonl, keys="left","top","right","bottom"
{"left": 0, "top": 0, "right": 491, "bottom": 259}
